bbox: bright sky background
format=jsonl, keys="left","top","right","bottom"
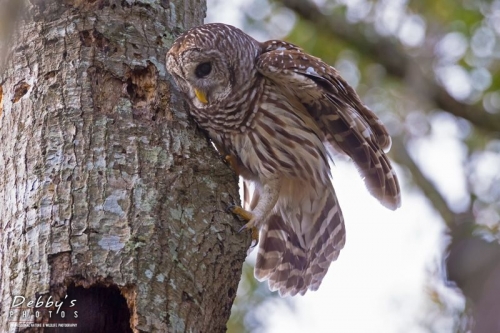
{"left": 205, "top": 1, "right": 466, "bottom": 332}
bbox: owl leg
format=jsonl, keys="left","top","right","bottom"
{"left": 224, "top": 156, "right": 259, "bottom": 245}
{"left": 223, "top": 154, "right": 259, "bottom": 243}
{"left": 234, "top": 177, "right": 281, "bottom": 230}
{"left": 228, "top": 178, "right": 280, "bottom": 245}
{"left": 229, "top": 206, "right": 254, "bottom": 221}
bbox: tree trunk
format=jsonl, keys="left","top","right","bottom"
{"left": 0, "top": 1, "right": 248, "bottom": 332}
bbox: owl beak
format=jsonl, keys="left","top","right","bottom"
{"left": 194, "top": 89, "right": 208, "bottom": 104}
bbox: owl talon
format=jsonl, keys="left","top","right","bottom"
{"left": 238, "top": 219, "right": 256, "bottom": 232}
{"left": 237, "top": 224, "right": 248, "bottom": 234}
{"left": 238, "top": 221, "right": 259, "bottom": 243}
{"left": 229, "top": 206, "right": 258, "bottom": 245}
{"left": 227, "top": 205, "right": 254, "bottom": 222}
{"left": 225, "top": 204, "right": 235, "bottom": 214}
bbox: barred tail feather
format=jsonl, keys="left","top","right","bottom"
{"left": 255, "top": 183, "right": 345, "bottom": 296}
{"left": 304, "top": 187, "right": 345, "bottom": 290}
{"left": 255, "top": 215, "right": 309, "bottom": 296}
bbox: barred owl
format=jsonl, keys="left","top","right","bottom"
{"left": 166, "top": 23, "right": 401, "bottom": 296}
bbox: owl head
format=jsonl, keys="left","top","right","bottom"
{"left": 166, "top": 23, "right": 260, "bottom": 110}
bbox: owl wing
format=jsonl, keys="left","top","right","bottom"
{"left": 257, "top": 41, "right": 401, "bottom": 210}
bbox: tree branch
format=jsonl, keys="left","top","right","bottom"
{"left": 278, "top": 0, "right": 500, "bottom": 134}
{"left": 390, "top": 136, "right": 457, "bottom": 227}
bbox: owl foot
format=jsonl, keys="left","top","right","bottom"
{"left": 238, "top": 221, "right": 259, "bottom": 247}
{"left": 227, "top": 205, "right": 259, "bottom": 245}
{"left": 227, "top": 205, "right": 254, "bottom": 221}
{"left": 238, "top": 220, "right": 260, "bottom": 246}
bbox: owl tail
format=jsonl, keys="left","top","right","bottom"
{"left": 254, "top": 214, "right": 309, "bottom": 296}
{"left": 254, "top": 184, "right": 345, "bottom": 296}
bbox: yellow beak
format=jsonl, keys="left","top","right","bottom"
{"left": 194, "top": 89, "right": 208, "bottom": 104}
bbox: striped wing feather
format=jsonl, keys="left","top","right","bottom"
{"left": 256, "top": 40, "right": 401, "bottom": 210}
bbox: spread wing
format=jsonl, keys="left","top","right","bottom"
{"left": 256, "top": 41, "right": 401, "bottom": 210}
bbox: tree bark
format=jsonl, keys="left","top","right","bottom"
{"left": 0, "top": 1, "right": 248, "bottom": 332}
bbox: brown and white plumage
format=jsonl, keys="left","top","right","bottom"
{"left": 166, "top": 23, "right": 401, "bottom": 296}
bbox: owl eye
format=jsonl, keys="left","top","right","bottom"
{"left": 195, "top": 62, "right": 212, "bottom": 78}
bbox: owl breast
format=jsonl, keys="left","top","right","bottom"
{"left": 226, "top": 81, "right": 331, "bottom": 187}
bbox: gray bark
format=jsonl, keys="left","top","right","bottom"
{"left": 0, "top": 1, "right": 248, "bottom": 332}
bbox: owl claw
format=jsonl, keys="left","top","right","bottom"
{"left": 237, "top": 220, "right": 255, "bottom": 233}
{"left": 237, "top": 224, "right": 248, "bottom": 234}
{"left": 227, "top": 205, "right": 254, "bottom": 221}
{"left": 238, "top": 221, "right": 260, "bottom": 248}
{"left": 228, "top": 205, "right": 259, "bottom": 245}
